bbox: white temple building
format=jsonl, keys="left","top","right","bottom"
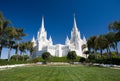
{"left": 31, "top": 16, "right": 88, "bottom": 58}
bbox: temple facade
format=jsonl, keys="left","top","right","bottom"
{"left": 31, "top": 16, "right": 88, "bottom": 58}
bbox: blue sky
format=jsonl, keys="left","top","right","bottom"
{"left": 0, "top": 0, "right": 120, "bottom": 58}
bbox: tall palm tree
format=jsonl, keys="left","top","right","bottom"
{"left": 19, "top": 42, "right": 27, "bottom": 61}
{"left": 15, "top": 28, "right": 26, "bottom": 61}
{"left": 109, "top": 21, "right": 120, "bottom": 32}
{"left": 5, "top": 27, "right": 17, "bottom": 61}
{"left": 0, "top": 12, "right": 10, "bottom": 59}
{"left": 109, "top": 21, "right": 120, "bottom": 55}
{"left": 115, "top": 32, "right": 120, "bottom": 55}
{"left": 27, "top": 41, "right": 34, "bottom": 58}
{"left": 87, "top": 36, "right": 97, "bottom": 59}
{"left": 95, "top": 35, "right": 108, "bottom": 59}
{"left": 105, "top": 32, "right": 116, "bottom": 59}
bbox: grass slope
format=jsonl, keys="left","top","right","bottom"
{"left": 0, "top": 65, "right": 120, "bottom": 81}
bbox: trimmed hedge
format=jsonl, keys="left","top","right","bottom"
{"left": 28, "top": 56, "right": 81, "bottom": 63}
{"left": 0, "top": 59, "right": 27, "bottom": 66}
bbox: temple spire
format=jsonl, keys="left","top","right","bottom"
{"left": 73, "top": 14, "right": 78, "bottom": 31}
{"left": 65, "top": 35, "right": 70, "bottom": 45}
{"left": 66, "top": 36, "right": 69, "bottom": 41}
{"left": 31, "top": 36, "right": 36, "bottom": 47}
{"left": 40, "top": 16, "right": 45, "bottom": 32}
{"left": 49, "top": 35, "right": 53, "bottom": 45}
{"left": 31, "top": 36, "right": 35, "bottom": 42}
{"left": 49, "top": 35, "right": 52, "bottom": 42}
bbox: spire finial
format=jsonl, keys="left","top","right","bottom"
{"left": 83, "top": 34, "right": 86, "bottom": 41}
{"left": 73, "top": 13, "right": 78, "bottom": 31}
{"left": 32, "top": 36, "right": 35, "bottom": 42}
{"left": 40, "top": 16, "right": 45, "bottom": 32}
{"left": 42, "top": 16, "right": 44, "bottom": 29}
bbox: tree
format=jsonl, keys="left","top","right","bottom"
{"left": 67, "top": 51, "right": 77, "bottom": 62}
{"left": 109, "top": 21, "right": 120, "bottom": 32}
{"left": 109, "top": 21, "right": 120, "bottom": 55}
{"left": 5, "top": 27, "right": 17, "bottom": 61}
{"left": 105, "top": 33, "right": 116, "bottom": 59}
{"left": 87, "top": 36, "right": 97, "bottom": 59}
{"left": 19, "top": 42, "right": 27, "bottom": 61}
{"left": 94, "top": 35, "right": 108, "bottom": 59}
{"left": 42, "top": 52, "right": 51, "bottom": 62}
{"left": 15, "top": 28, "right": 26, "bottom": 61}
{"left": 27, "top": 41, "right": 34, "bottom": 58}
{"left": 0, "top": 12, "right": 10, "bottom": 59}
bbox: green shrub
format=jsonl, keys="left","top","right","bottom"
{"left": 88, "top": 54, "right": 95, "bottom": 60}
{"left": 67, "top": 51, "right": 77, "bottom": 62}
{"left": 28, "top": 57, "right": 43, "bottom": 63}
{"left": 79, "top": 57, "right": 86, "bottom": 63}
{"left": 50, "top": 57, "right": 67, "bottom": 62}
{"left": 0, "top": 59, "right": 27, "bottom": 66}
{"left": 42, "top": 52, "right": 51, "bottom": 62}
{"left": 10, "top": 55, "right": 29, "bottom": 61}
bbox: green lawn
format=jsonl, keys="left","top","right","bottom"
{"left": 0, "top": 65, "right": 120, "bottom": 81}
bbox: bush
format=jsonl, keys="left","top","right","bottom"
{"left": 50, "top": 57, "right": 67, "bottom": 62}
{"left": 79, "top": 57, "right": 86, "bottom": 63}
{"left": 42, "top": 52, "right": 51, "bottom": 62}
{"left": 88, "top": 54, "right": 95, "bottom": 60}
{"left": 67, "top": 51, "right": 77, "bottom": 62}
{"left": 29, "top": 57, "right": 41, "bottom": 63}
{"left": 10, "top": 55, "right": 29, "bottom": 61}
{"left": 24, "top": 55, "right": 29, "bottom": 61}
{"left": 0, "top": 59, "right": 27, "bottom": 66}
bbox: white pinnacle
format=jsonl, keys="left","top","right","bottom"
{"left": 73, "top": 14, "right": 78, "bottom": 31}
{"left": 40, "top": 16, "right": 45, "bottom": 33}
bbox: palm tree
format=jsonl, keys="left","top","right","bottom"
{"left": 95, "top": 35, "right": 108, "bottom": 59}
{"left": 108, "top": 32, "right": 120, "bottom": 56}
{"left": 109, "top": 21, "right": 120, "bottom": 55}
{"left": 19, "top": 42, "right": 27, "bottom": 61}
{"left": 105, "top": 32, "right": 116, "bottom": 59}
{"left": 0, "top": 12, "right": 10, "bottom": 59}
{"left": 15, "top": 28, "right": 26, "bottom": 61}
{"left": 26, "top": 41, "right": 34, "bottom": 58}
{"left": 109, "top": 21, "right": 120, "bottom": 32}
{"left": 87, "top": 36, "right": 97, "bottom": 59}
{"left": 4, "top": 27, "right": 17, "bottom": 61}
{"left": 115, "top": 32, "right": 120, "bottom": 55}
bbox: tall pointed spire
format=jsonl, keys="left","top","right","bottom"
{"left": 73, "top": 13, "right": 78, "bottom": 31}
{"left": 31, "top": 36, "right": 35, "bottom": 42}
{"left": 40, "top": 16, "right": 45, "bottom": 32}
{"left": 31, "top": 36, "right": 36, "bottom": 47}
{"left": 83, "top": 35, "right": 86, "bottom": 40}
{"left": 49, "top": 35, "right": 52, "bottom": 42}
{"left": 65, "top": 35, "right": 70, "bottom": 45}
{"left": 66, "top": 36, "right": 70, "bottom": 41}
{"left": 49, "top": 35, "right": 53, "bottom": 45}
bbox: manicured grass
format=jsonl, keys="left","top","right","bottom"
{"left": 0, "top": 65, "right": 120, "bottom": 81}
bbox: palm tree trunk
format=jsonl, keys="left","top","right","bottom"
{"left": 106, "top": 47, "right": 110, "bottom": 59}
{"left": 23, "top": 52, "right": 24, "bottom": 61}
{"left": 115, "top": 42, "right": 118, "bottom": 56}
{"left": 8, "top": 47, "right": 11, "bottom": 61}
{"left": 0, "top": 46, "right": 2, "bottom": 59}
{"left": 100, "top": 49, "right": 103, "bottom": 59}
{"left": 108, "top": 46, "right": 112, "bottom": 59}
{"left": 16, "top": 41, "right": 20, "bottom": 61}
{"left": 94, "top": 49, "right": 97, "bottom": 59}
